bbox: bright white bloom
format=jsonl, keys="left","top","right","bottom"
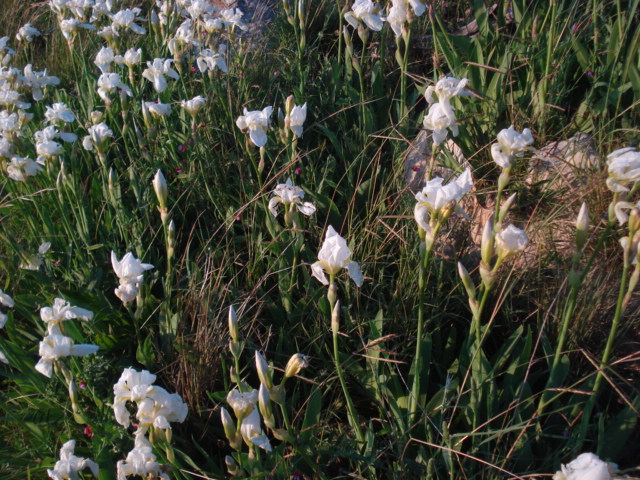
{"left": 227, "top": 388, "right": 259, "bottom": 420}
{"left": 422, "top": 102, "right": 459, "bottom": 146}
{"left": 113, "top": 367, "right": 157, "bottom": 427}
{"left": 59, "top": 18, "right": 95, "bottom": 42}
{"left": 66, "top": 0, "right": 95, "bottom": 21}
{"left": 20, "top": 242, "right": 51, "bottom": 270}
{"left": 268, "top": 178, "right": 316, "bottom": 217}
{"left": 606, "top": 147, "right": 640, "bottom": 193}
{"left": 425, "top": 76, "right": 469, "bottom": 108}
{"left": 196, "top": 46, "right": 227, "bottom": 73}
{"left": 94, "top": 46, "right": 116, "bottom": 73}
{"left": 35, "top": 131, "right": 63, "bottom": 164}
{"left": 35, "top": 333, "right": 99, "bottom": 377}
{"left": 7, "top": 155, "right": 43, "bottom": 181}
{"left": 0, "top": 289, "right": 14, "bottom": 331}
{"left": 0, "top": 66, "right": 23, "bottom": 88}
{"left": 112, "top": 367, "right": 188, "bottom": 430}
{"left": 97, "top": 25, "right": 117, "bottom": 42}
{"left": 0, "top": 36, "right": 16, "bottom": 66}
{"left": 136, "top": 388, "right": 188, "bottom": 429}
{"left": 111, "top": 251, "right": 154, "bottom": 305}
{"left": 490, "top": 125, "right": 534, "bottom": 169}
{"left": 203, "top": 16, "right": 223, "bottom": 33}
{"left": 90, "top": 0, "right": 114, "bottom": 22}
{"left": 240, "top": 407, "right": 272, "bottom": 452}
{"left": 424, "top": 76, "right": 469, "bottom": 125}
{"left": 181, "top": 95, "right": 206, "bottom": 118}
{"left": 168, "top": 19, "right": 200, "bottom": 55}
{"left": 553, "top": 453, "right": 616, "bottom": 480}
{"left": 82, "top": 122, "right": 113, "bottom": 152}
{"left": 407, "top": 0, "right": 426, "bottom": 15}
{"left": 0, "top": 290, "right": 14, "bottom": 309}
{"left": 36, "top": 125, "right": 75, "bottom": 145}
{"left": 344, "top": 0, "right": 385, "bottom": 31}
{"left": 145, "top": 101, "right": 171, "bottom": 118}
{"left": 236, "top": 106, "right": 272, "bottom": 147}
{"left": 186, "top": 0, "right": 215, "bottom": 20}
{"left": 46, "top": 440, "right": 99, "bottom": 480}
{"left": 0, "top": 111, "right": 23, "bottom": 141}
{"left": 114, "top": 48, "right": 142, "bottom": 67}
{"left": 311, "top": 225, "right": 363, "bottom": 286}
{"left": 287, "top": 102, "right": 307, "bottom": 137}
{"left": 219, "top": 8, "right": 248, "bottom": 31}
{"left": 495, "top": 224, "right": 528, "bottom": 260}
{"left": 116, "top": 430, "right": 169, "bottom": 480}
{"left": 414, "top": 168, "right": 473, "bottom": 235}
{"left": 97, "top": 72, "right": 132, "bottom": 105}
{"left": 40, "top": 298, "right": 93, "bottom": 335}
{"left": 16, "top": 24, "right": 41, "bottom": 43}
{"left": 0, "top": 90, "right": 30, "bottom": 109}
{"left": 45, "top": 102, "right": 76, "bottom": 125}
{"left": 22, "top": 64, "right": 60, "bottom": 101}
{"left": 0, "top": 139, "right": 14, "bottom": 159}
{"left": 142, "top": 58, "right": 179, "bottom": 93}
{"left": 613, "top": 200, "right": 640, "bottom": 226}
{"left": 111, "top": 8, "right": 146, "bottom": 35}
{"left": 387, "top": 0, "right": 408, "bottom": 37}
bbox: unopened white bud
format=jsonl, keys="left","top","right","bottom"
{"left": 481, "top": 219, "right": 494, "bottom": 265}
{"left": 153, "top": 169, "right": 168, "bottom": 210}
{"left": 284, "top": 353, "right": 309, "bottom": 378}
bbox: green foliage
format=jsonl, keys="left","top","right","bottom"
{"left": 0, "top": 0, "right": 638, "bottom": 478}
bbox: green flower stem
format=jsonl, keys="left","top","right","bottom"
{"left": 408, "top": 220, "right": 442, "bottom": 425}
{"left": 336, "top": 0, "right": 344, "bottom": 65}
{"left": 329, "top": 279, "right": 365, "bottom": 444}
{"left": 577, "top": 260, "right": 629, "bottom": 447}
{"left": 536, "top": 277, "right": 580, "bottom": 415}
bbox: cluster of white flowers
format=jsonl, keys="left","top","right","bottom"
{"left": 111, "top": 251, "right": 154, "bottom": 305}
{"left": 35, "top": 298, "right": 98, "bottom": 378}
{"left": 224, "top": 387, "right": 273, "bottom": 452}
{"left": 237, "top": 96, "right": 307, "bottom": 148}
{"left": 423, "top": 76, "right": 470, "bottom": 146}
{"left": 344, "top": 0, "right": 426, "bottom": 35}
{"left": 113, "top": 367, "right": 188, "bottom": 479}
{"left": 414, "top": 168, "right": 473, "bottom": 241}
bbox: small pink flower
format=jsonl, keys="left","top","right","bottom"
{"left": 190, "top": 66, "right": 196, "bottom": 73}
{"left": 235, "top": 214, "right": 241, "bottom": 221}
{"left": 84, "top": 426, "right": 93, "bottom": 438}
{"left": 294, "top": 167, "right": 302, "bottom": 175}
{"left": 412, "top": 164, "right": 420, "bottom": 172}
{"left": 176, "top": 168, "right": 184, "bottom": 174}
{"left": 273, "top": 70, "right": 280, "bottom": 76}
{"left": 79, "top": 381, "right": 87, "bottom": 389}
{"left": 586, "top": 70, "right": 595, "bottom": 77}
{"left": 177, "top": 144, "right": 187, "bottom": 152}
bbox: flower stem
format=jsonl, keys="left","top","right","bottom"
{"left": 408, "top": 220, "right": 441, "bottom": 425}
{"left": 329, "top": 281, "right": 365, "bottom": 444}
